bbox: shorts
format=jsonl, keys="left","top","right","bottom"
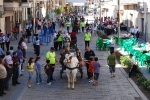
{"left": 28, "top": 72, "right": 33, "bottom": 80}
{"left": 94, "top": 73, "right": 99, "bottom": 81}
{"left": 109, "top": 66, "right": 115, "bottom": 73}
{"left": 89, "top": 72, "right": 94, "bottom": 78}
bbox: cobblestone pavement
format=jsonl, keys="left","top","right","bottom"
{"left": 0, "top": 26, "right": 146, "bottom": 100}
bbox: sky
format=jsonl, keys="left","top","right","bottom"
{"left": 67, "top": 0, "right": 86, "bottom": 3}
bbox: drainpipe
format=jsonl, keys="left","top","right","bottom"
{"left": 118, "top": 0, "right": 120, "bottom": 39}
{"left": 33, "top": 0, "right": 36, "bottom": 34}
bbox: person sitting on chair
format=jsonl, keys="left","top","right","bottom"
{"left": 129, "top": 54, "right": 141, "bottom": 78}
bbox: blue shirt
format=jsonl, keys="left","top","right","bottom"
{"left": 35, "top": 61, "right": 41, "bottom": 71}
{"left": 0, "top": 48, "right": 4, "bottom": 55}
{"left": 9, "top": 50, "right": 14, "bottom": 57}
{"left": 16, "top": 49, "right": 22, "bottom": 59}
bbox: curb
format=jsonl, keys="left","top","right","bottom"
{"left": 117, "top": 64, "right": 148, "bottom": 100}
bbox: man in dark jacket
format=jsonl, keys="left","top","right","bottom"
{"left": 12, "top": 52, "right": 20, "bottom": 86}
{"left": 84, "top": 47, "right": 95, "bottom": 79}
{"left": 26, "top": 28, "right": 31, "bottom": 43}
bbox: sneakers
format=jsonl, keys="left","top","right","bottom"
{"left": 28, "top": 85, "right": 31, "bottom": 88}
{"left": 47, "top": 82, "right": 51, "bottom": 85}
{"left": 88, "top": 80, "right": 93, "bottom": 83}
{"left": 36, "top": 83, "right": 40, "bottom": 85}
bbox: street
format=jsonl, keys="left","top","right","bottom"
{"left": 0, "top": 24, "right": 145, "bottom": 100}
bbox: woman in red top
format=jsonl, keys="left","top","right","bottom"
{"left": 88, "top": 57, "right": 94, "bottom": 83}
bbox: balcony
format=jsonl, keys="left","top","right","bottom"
{"left": 4, "top": 1, "right": 19, "bottom": 8}
{"left": 121, "top": 0, "right": 138, "bottom": 5}
{"left": 4, "top": 0, "right": 20, "bottom": 2}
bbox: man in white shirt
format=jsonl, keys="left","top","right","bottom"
{"left": 129, "top": 26, "right": 135, "bottom": 36}
{"left": 21, "top": 39, "right": 27, "bottom": 60}
{"left": 135, "top": 26, "right": 140, "bottom": 40}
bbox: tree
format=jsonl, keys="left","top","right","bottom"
{"left": 64, "top": 7, "right": 68, "bottom": 14}
{"left": 69, "top": 7, "right": 73, "bottom": 13}
{"left": 55, "top": 6, "right": 64, "bottom": 15}
{"left": 55, "top": 8, "right": 61, "bottom": 15}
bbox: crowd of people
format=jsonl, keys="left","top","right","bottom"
{"left": 0, "top": 14, "right": 109, "bottom": 97}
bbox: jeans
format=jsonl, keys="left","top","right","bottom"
{"left": 1, "top": 42, "right": 4, "bottom": 50}
{"left": 47, "top": 75, "right": 51, "bottom": 83}
{"left": 5, "top": 68, "right": 12, "bottom": 90}
{"left": 18, "top": 59, "right": 23, "bottom": 76}
{"left": 22, "top": 49, "right": 26, "bottom": 59}
{"left": 27, "top": 36, "right": 30, "bottom": 43}
{"left": 36, "top": 70, "right": 42, "bottom": 83}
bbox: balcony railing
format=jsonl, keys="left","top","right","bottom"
{"left": 0, "top": 5, "right": 5, "bottom": 17}
{"left": 4, "top": 0, "right": 21, "bottom": 2}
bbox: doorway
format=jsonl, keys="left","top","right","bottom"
{"left": 5, "top": 17, "right": 11, "bottom": 33}
{"left": 130, "top": 14, "right": 133, "bottom": 27}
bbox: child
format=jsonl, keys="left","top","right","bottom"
{"left": 35, "top": 57, "right": 43, "bottom": 84}
{"left": 27, "top": 57, "right": 34, "bottom": 88}
{"left": 44, "top": 60, "right": 52, "bottom": 85}
{"left": 88, "top": 57, "right": 94, "bottom": 83}
{"left": 93, "top": 57, "right": 101, "bottom": 86}
{"left": 9, "top": 46, "right": 14, "bottom": 57}
{"left": 78, "top": 58, "right": 83, "bottom": 78}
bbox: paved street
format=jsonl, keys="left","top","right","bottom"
{"left": 0, "top": 25, "right": 146, "bottom": 100}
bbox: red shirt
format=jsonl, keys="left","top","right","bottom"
{"left": 88, "top": 61, "right": 94, "bottom": 73}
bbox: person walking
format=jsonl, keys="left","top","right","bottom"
{"left": 84, "top": 29, "right": 91, "bottom": 49}
{"left": 0, "top": 58, "right": 7, "bottom": 96}
{"left": 5, "top": 31, "right": 11, "bottom": 51}
{"left": 109, "top": 36, "right": 115, "bottom": 53}
{"left": 66, "top": 20, "right": 71, "bottom": 32}
{"left": 93, "top": 57, "right": 101, "bottom": 86}
{"left": 35, "top": 57, "right": 43, "bottom": 84}
{"left": 107, "top": 51, "right": 116, "bottom": 78}
{"left": 12, "top": 52, "right": 20, "bottom": 86}
{"left": 84, "top": 47, "right": 95, "bottom": 79}
{"left": 57, "top": 32, "right": 63, "bottom": 50}
{"left": 26, "top": 28, "right": 31, "bottom": 43}
{"left": 27, "top": 57, "right": 35, "bottom": 88}
{"left": 46, "top": 47, "right": 57, "bottom": 80}
{"left": 80, "top": 21, "right": 85, "bottom": 32}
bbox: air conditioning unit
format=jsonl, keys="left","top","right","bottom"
{"left": 0, "top": 11, "right": 5, "bottom": 18}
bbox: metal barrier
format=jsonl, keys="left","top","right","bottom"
{"left": 39, "top": 35, "right": 51, "bottom": 46}
{"left": 40, "top": 28, "right": 54, "bottom": 35}
{"left": 32, "top": 34, "right": 51, "bottom": 46}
